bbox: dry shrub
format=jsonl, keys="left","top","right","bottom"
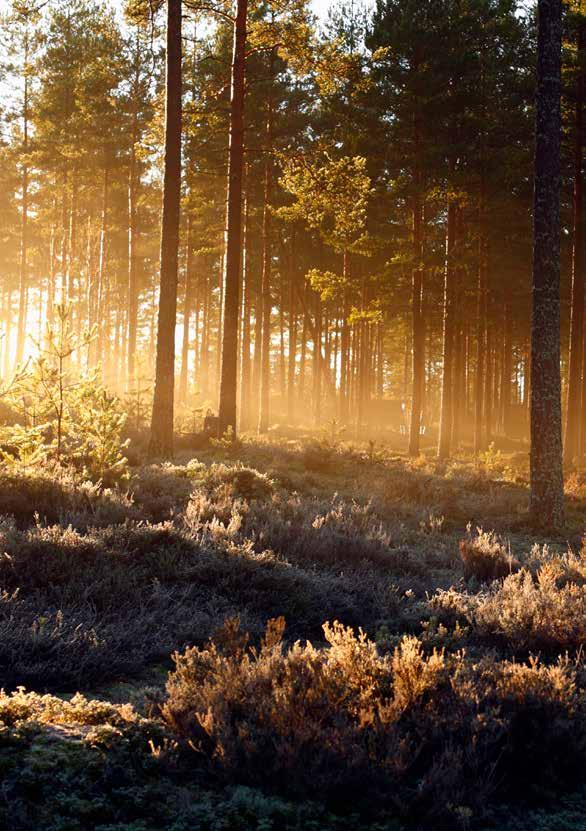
{"left": 526, "top": 541, "right": 586, "bottom": 585}
{"left": 0, "top": 510, "right": 390, "bottom": 690}
{"left": 434, "top": 554, "right": 586, "bottom": 652}
{"left": 130, "top": 463, "right": 196, "bottom": 520}
{"left": 203, "top": 463, "right": 274, "bottom": 502}
{"left": 459, "top": 527, "right": 520, "bottom": 582}
{"left": 383, "top": 468, "right": 438, "bottom": 504}
{"left": 243, "top": 493, "right": 429, "bottom": 572}
{"left": 163, "top": 618, "right": 586, "bottom": 824}
{"left": 185, "top": 488, "right": 247, "bottom": 527}
{"left": 390, "top": 635, "right": 446, "bottom": 712}
{"left": 0, "top": 469, "right": 135, "bottom": 528}
{"left": 301, "top": 441, "right": 335, "bottom": 473}
{"left": 0, "top": 688, "right": 140, "bottom": 729}
{"left": 565, "top": 470, "right": 586, "bottom": 500}
{"left": 474, "top": 566, "right": 586, "bottom": 650}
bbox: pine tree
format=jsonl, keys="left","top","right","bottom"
{"left": 149, "top": 0, "right": 182, "bottom": 456}
{"left": 565, "top": 7, "right": 586, "bottom": 461}
{"left": 217, "top": 0, "right": 248, "bottom": 439}
{"left": 530, "top": 0, "right": 565, "bottom": 529}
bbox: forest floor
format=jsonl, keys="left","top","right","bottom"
{"left": 2, "top": 429, "right": 586, "bottom": 830}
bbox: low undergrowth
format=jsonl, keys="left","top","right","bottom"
{"left": 1, "top": 435, "right": 586, "bottom": 829}
{"left": 162, "top": 617, "right": 586, "bottom": 827}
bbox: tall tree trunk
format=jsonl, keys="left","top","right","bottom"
{"left": 408, "top": 192, "right": 424, "bottom": 456}
{"left": 279, "top": 269, "right": 286, "bottom": 402}
{"left": 376, "top": 322, "right": 384, "bottom": 397}
{"left": 93, "top": 166, "right": 109, "bottom": 367}
{"left": 149, "top": 0, "right": 182, "bottom": 456}
{"left": 530, "top": 0, "right": 564, "bottom": 529}
{"left": 179, "top": 215, "right": 194, "bottom": 403}
{"left": 216, "top": 254, "right": 224, "bottom": 396}
{"left": 402, "top": 329, "right": 409, "bottom": 400}
{"left": 16, "top": 31, "right": 29, "bottom": 365}
{"left": 484, "top": 318, "right": 494, "bottom": 447}
{"left": 452, "top": 316, "right": 463, "bottom": 449}
{"left": 217, "top": 0, "right": 248, "bottom": 437}
{"left": 501, "top": 288, "right": 513, "bottom": 435}
{"left": 3, "top": 290, "right": 12, "bottom": 377}
{"left": 299, "top": 299, "right": 308, "bottom": 405}
{"left": 475, "top": 196, "right": 487, "bottom": 454}
{"left": 451, "top": 209, "right": 466, "bottom": 450}
{"left": 47, "top": 209, "right": 57, "bottom": 331}
{"left": 340, "top": 254, "right": 350, "bottom": 421}
{"left": 313, "top": 294, "right": 322, "bottom": 426}
{"left": 60, "top": 170, "right": 69, "bottom": 304}
{"left": 239, "top": 182, "right": 252, "bottom": 430}
{"left": 568, "top": 20, "right": 585, "bottom": 459}
{"left": 408, "top": 96, "right": 425, "bottom": 455}
{"left": 127, "top": 54, "right": 141, "bottom": 388}
{"left": 252, "top": 288, "right": 262, "bottom": 413}
{"left": 258, "top": 60, "right": 275, "bottom": 435}
{"left": 437, "top": 199, "right": 457, "bottom": 459}
{"left": 200, "top": 269, "right": 210, "bottom": 395}
{"left": 287, "top": 259, "right": 297, "bottom": 422}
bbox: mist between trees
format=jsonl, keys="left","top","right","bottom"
{"left": 0, "top": 0, "right": 579, "bottom": 526}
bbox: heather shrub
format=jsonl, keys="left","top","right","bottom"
{"left": 382, "top": 467, "right": 440, "bottom": 505}
{"left": 525, "top": 541, "right": 586, "bottom": 585}
{"left": 0, "top": 469, "right": 134, "bottom": 528}
{"left": 185, "top": 487, "right": 248, "bottom": 528}
{"left": 163, "top": 618, "right": 586, "bottom": 823}
{"left": 244, "top": 493, "right": 426, "bottom": 570}
{"left": 565, "top": 470, "right": 586, "bottom": 500}
{"left": 163, "top": 617, "right": 397, "bottom": 798}
{"left": 130, "top": 463, "right": 196, "bottom": 520}
{"left": 203, "top": 462, "right": 274, "bottom": 502}
{"left": 0, "top": 511, "right": 395, "bottom": 690}
{"left": 433, "top": 559, "right": 586, "bottom": 652}
{"left": 459, "top": 527, "right": 521, "bottom": 582}
{"left": 0, "top": 688, "right": 142, "bottom": 730}
{"left": 474, "top": 566, "right": 586, "bottom": 650}
{"left": 302, "top": 440, "right": 335, "bottom": 473}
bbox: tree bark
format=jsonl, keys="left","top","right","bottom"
{"left": 313, "top": 294, "right": 322, "bottom": 425}
{"left": 530, "top": 0, "right": 564, "bottom": 529}
{"left": 127, "top": 42, "right": 141, "bottom": 388}
{"left": 475, "top": 196, "right": 487, "bottom": 454}
{"left": 149, "top": 0, "right": 182, "bottom": 456}
{"left": 179, "top": 215, "right": 194, "bottom": 403}
{"left": 340, "top": 254, "right": 350, "bottom": 421}
{"left": 437, "top": 199, "right": 457, "bottom": 459}
{"left": 258, "top": 56, "right": 275, "bottom": 435}
{"left": 568, "top": 20, "right": 585, "bottom": 460}
{"left": 287, "top": 259, "right": 297, "bottom": 422}
{"left": 200, "top": 268, "right": 210, "bottom": 395}
{"left": 60, "top": 170, "right": 69, "bottom": 305}
{"left": 299, "top": 297, "right": 308, "bottom": 404}
{"left": 16, "top": 29, "right": 29, "bottom": 365}
{"left": 239, "top": 180, "right": 252, "bottom": 429}
{"left": 217, "top": 0, "right": 248, "bottom": 438}
{"left": 408, "top": 194, "right": 424, "bottom": 456}
{"left": 485, "top": 296, "right": 493, "bottom": 445}
{"left": 93, "top": 166, "right": 109, "bottom": 367}
{"left": 501, "top": 288, "right": 513, "bottom": 435}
